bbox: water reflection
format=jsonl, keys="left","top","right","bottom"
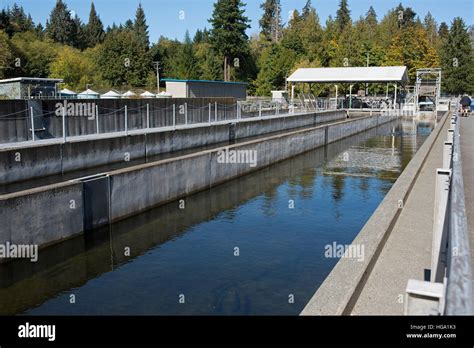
{"left": 0, "top": 118, "right": 435, "bottom": 315}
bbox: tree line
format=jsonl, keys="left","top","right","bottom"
{"left": 0, "top": 0, "right": 472, "bottom": 95}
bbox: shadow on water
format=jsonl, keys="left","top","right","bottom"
{"left": 0, "top": 118, "right": 435, "bottom": 315}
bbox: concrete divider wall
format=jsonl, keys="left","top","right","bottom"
{"left": 0, "top": 114, "right": 393, "bottom": 250}
{"left": 0, "top": 182, "right": 84, "bottom": 250}
{"left": 62, "top": 134, "right": 146, "bottom": 173}
{"left": 0, "top": 110, "right": 347, "bottom": 185}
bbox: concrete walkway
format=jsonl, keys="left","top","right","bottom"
{"left": 350, "top": 116, "right": 451, "bottom": 315}
{"left": 460, "top": 116, "right": 474, "bottom": 292}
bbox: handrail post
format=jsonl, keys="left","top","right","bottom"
{"left": 173, "top": 104, "right": 176, "bottom": 129}
{"left": 95, "top": 104, "right": 99, "bottom": 134}
{"left": 209, "top": 103, "right": 211, "bottom": 125}
{"left": 125, "top": 105, "right": 128, "bottom": 135}
{"left": 259, "top": 101, "right": 262, "bottom": 119}
{"left": 146, "top": 103, "right": 150, "bottom": 129}
{"left": 30, "top": 106, "right": 35, "bottom": 142}
{"left": 185, "top": 102, "right": 188, "bottom": 125}
{"left": 215, "top": 101, "right": 217, "bottom": 122}
{"left": 432, "top": 169, "right": 451, "bottom": 282}
{"left": 62, "top": 106, "right": 66, "bottom": 143}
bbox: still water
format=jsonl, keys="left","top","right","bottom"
{"left": 0, "top": 118, "right": 435, "bottom": 315}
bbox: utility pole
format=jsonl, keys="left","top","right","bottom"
{"left": 153, "top": 61, "right": 160, "bottom": 94}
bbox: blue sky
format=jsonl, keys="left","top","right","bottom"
{"left": 2, "top": 0, "right": 473, "bottom": 42}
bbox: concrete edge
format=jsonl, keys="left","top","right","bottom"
{"left": 300, "top": 112, "right": 450, "bottom": 316}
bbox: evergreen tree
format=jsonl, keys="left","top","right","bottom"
{"left": 335, "top": 0, "right": 351, "bottom": 32}
{"left": 0, "top": 30, "right": 14, "bottom": 78}
{"left": 259, "top": 0, "right": 282, "bottom": 42}
{"left": 174, "top": 30, "right": 200, "bottom": 79}
{"left": 302, "top": 0, "right": 312, "bottom": 20}
{"left": 46, "top": 0, "right": 77, "bottom": 46}
{"left": 438, "top": 22, "right": 449, "bottom": 40}
{"left": 85, "top": 2, "right": 105, "bottom": 47}
{"left": 209, "top": 0, "right": 250, "bottom": 81}
{"left": 9, "top": 4, "right": 34, "bottom": 33}
{"left": 366, "top": 6, "right": 377, "bottom": 28}
{"left": 134, "top": 3, "right": 149, "bottom": 48}
{"left": 441, "top": 18, "right": 474, "bottom": 94}
{"left": 423, "top": 12, "right": 438, "bottom": 45}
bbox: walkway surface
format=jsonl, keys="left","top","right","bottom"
{"left": 350, "top": 116, "right": 450, "bottom": 315}
{"left": 460, "top": 116, "right": 474, "bottom": 293}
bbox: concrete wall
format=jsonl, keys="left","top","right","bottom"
{"left": 0, "top": 182, "right": 84, "bottom": 249}
{"left": 0, "top": 114, "right": 395, "bottom": 251}
{"left": 0, "top": 110, "right": 348, "bottom": 185}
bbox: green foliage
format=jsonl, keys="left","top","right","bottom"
{"left": 46, "top": 0, "right": 78, "bottom": 47}
{"left": 259, "top": 0, "right": 282, "bottom": 42}
{"left": 441, "top": 18, "right": 474, "bottom": 94}
{"left": 85, "top": 2, "right": 105, "bottom": 48}
{"left": 49, "top": 46, "right": 96, "bottom": 90}
{"left": 0, "top": 0, "right": 471, "bottom": 95}
{"left": 209, "top": 0, "right": 250, "bottom": 81}
{"left": 174, "top": 31, "right": 201, "bottom": 79}
{"left": 0, "top": 30, "right": 14, "bottom": 78}
{"left": 335, "top": 0, "right": 351, "bottom": 32}
{"left": 11, "top": 31, "right": 59, "bottom": 77}
{"left": 134, "top": 3, "right": 149, "bottom": 48}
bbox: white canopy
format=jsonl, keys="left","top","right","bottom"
{"left": 140, "top": 91, "right": 155, "bottom": 98}
{"left": 287, "top": 66, "right": 409, "bottom": 83}
{"left": 122, "top": 90, "right": 137, "bottom": 98}
{"left": 60, "top": 88, "right": 77, "bottom": 95}
{"left": 156, "top": 91, "right": 172, "bottom": 98}
{"left": 78, "top": 88, "right": 100, "bottom": 98}
{"left": 101, "top": 90, "right": 122, "bottom": 99}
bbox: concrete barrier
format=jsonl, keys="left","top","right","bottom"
{"left": 0, "top": 114, "right": 394, "bottom": 251}
{"left": 0, "top": 110, "right": 347, "bottom": 186}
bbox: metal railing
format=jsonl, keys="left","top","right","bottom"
{"left": 405, "top": 107, "right": 473, "bottom": 315}
{"left": 0, "top": 99, "right": 336, "bottom": 146}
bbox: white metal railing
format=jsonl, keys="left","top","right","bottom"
{"left": 405, "top": 107, "right": 473, "bottom": 315}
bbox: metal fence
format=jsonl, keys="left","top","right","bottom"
{"left": 405, "top": 106, "right": 473, "bottom": 315}
{"left": 0, "top": 98, "right": 342, "bottom": 146}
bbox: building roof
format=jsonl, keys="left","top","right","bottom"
{"left": 287, "top": 66, "right": 409, "bottom": 83}
{"left": 0, "top": 77, "right": 63, "bottom": 84}
{"left": 162, "top": 79, "right": 248, "bottom": 85}
{"left": 59, "top": 88, "right": 77, "bottom": 95}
